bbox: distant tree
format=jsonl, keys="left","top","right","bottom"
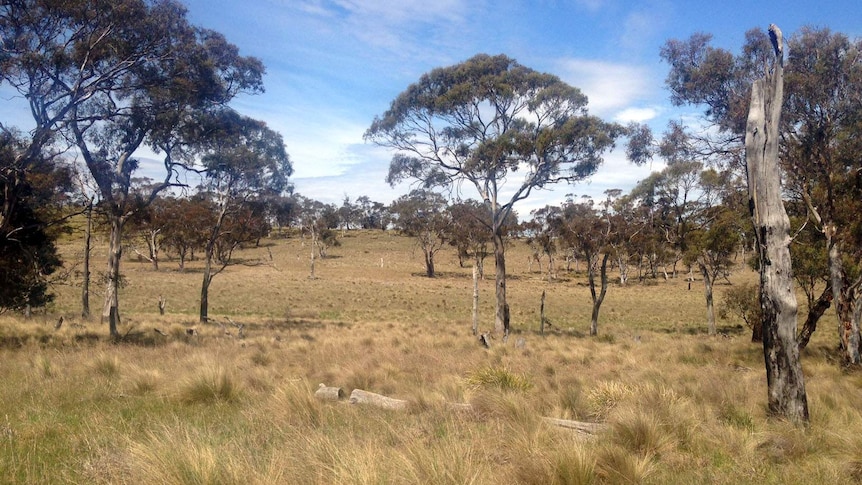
{"left": 367, "top": 53, "right": 631, "bottom": 337}
{"left": 390, "top": 189, "right": 450, "bottom": 278}
{"left": 720, "top": 282, "right": 762, "bottom": 338}
{"left": 525, "top": 206, "right": 562, "bottom": 282}
{"left": 559, "top": 197, "right": 611, "bottom": 336}
{"left": 126, "top": 182, "right": 171, "bottom": 271}
{"left": 356, "top": 196, "right": 391, "bottom": 230}
{"left": 193, "top": 110, "right": 292, "bottom": 323}
{"left": 295, "top": 196, "right": 340, "bottom": 278}
{"left": 337, "top": 196, "right": 362, "bottom": 234}
{"left": 448, "top": 200, "right": 499, "bottom": 278}
{"left": 0, "top": 0, "right": 265, "bottom": 336}
{"left": 161, "top": 195, "right": 213, "bottom": 271}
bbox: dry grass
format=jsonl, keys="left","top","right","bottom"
{"left": 0, "top": 230, "right": 858, "bottom": 484}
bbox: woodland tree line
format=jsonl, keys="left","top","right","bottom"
{"left": 2, "top": 1, "right": 861, "bottom": 424}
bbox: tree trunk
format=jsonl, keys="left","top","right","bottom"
{"left": 798, "top": 285, "right": 832, "bottom": 351}
{"left": 424, "top": 249, "right": 435, "bottom": 278}
{"left": 200, "top": 256, "right": 212, "bottom": 324}
{"left": 102, "top": 215, "right": 123, "bottom": 337}
{"left": 744, "top": 25, "right": 808, "bottom": 424}
{"left": 81, "top": 203, "right": 92, "bottom": 319}
{"left": 700, "top": 262, "right": 716, "bottom": 336}
{"left": 827, "top": 234, "right": 860, "bottom": 363}
{"left": 310, "top": 228, "right": 317, "bottom": 279}
{"left": 540, "top": 289, "right": 547, "bottom": 335}
{"left": 472, "top": 264, "right": 479, "bottom": 336}
{"left": 148, "top": 231, "right": 159, "bottom": 271}
{"left": 589, "top": 253, "right": 610, "bottom": 336}
{"left": 493, "top": 230, "right": 509, "bottom": 339}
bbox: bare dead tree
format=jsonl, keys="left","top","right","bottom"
{"left": 745, "top": 24, "right": 808, "bottom": 424}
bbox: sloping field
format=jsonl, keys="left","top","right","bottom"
{"left": 1, "top": 230, "right": 857, "bottom": 484}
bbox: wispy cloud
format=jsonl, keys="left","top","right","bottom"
{"left": 554, "top": 59, "right": 654, "bottom": 115}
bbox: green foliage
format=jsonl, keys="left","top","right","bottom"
{"left": 719, "top": 282, "right": 761, "bottom": 329}
{"left": 0, "top": 133, "right": 68, "bottom": 312}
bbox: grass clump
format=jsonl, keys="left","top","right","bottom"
{"left": 92, "top": 353, "right": 120, "bottom": 378}
{"left": 465, "top": 366, "right": 532, "bottom": 392}
{"left": 179, "top": 367, "right": 242, "bottom": 405}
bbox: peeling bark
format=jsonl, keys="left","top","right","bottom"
{"left": 744, "top": 24, "right": 808, "bottom": 424}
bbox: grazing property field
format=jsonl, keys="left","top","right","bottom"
{"left": 1, "top": 230, "right": 859, "bottom": 484}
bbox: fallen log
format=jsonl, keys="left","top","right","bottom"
{"left": 541, "top": 417, "right": 607, "bottom": 435}
{"left": 331, "top": 388, "right": 605, "bottom": 435}
{"left": 348, "top": 389, "right": 408, "bottom": 410}
{"left": 315, "top": 384, "right": 344, "bottom": 401}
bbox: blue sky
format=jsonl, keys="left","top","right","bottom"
{"left": 6, "top": 1, "right": 861, "bottom": 216}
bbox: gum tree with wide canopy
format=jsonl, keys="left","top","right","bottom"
{"left": 0, "top": 0, "right": 265, "bottom": 336}
{"left": 366, "top": 53, "right": 634, "bottom": 337}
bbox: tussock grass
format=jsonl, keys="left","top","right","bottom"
{"left": 1, "top": 231, "right": 861, "bottom": 483}
{"left": 465, "top": 366, "right": 533, "bottom": 392}
{"left": 179, "top": 367, "right": 243, "bottom": 405}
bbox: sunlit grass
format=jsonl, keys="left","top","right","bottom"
{"left": 0, "top": 230, "right": 856, "bottom": 483}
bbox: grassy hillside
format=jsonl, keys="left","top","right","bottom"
{"left": 1, "top": 230, "right": 857, "bottom": 484}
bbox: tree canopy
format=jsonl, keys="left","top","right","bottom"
{"left": 366, "top": 53, "right": 631, "bottom": 334}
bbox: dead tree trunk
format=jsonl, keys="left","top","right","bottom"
{"left": 744, "top": 24, "right": 808, "bottom": 424}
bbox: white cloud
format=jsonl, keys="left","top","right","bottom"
{"left": 614, "top": 106, "right": 659, "bottom": 123}
{"left": 555, "top": 59, "right": 653, "bottom": 116}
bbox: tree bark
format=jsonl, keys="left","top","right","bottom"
{"left": 798, "top": 285, "right": 831, "bottom": 351}
{"left": 424, "top": 249, "right": 435, "bottom": 278}
{"left": 744, "top": 24, "right": 808, "bottom": 424}
{"left": 102, "top": 215, "right": 123, "bottom": 337}
{"left": 200, "top": 254, "right": 213, "bottom": 323}
{"left": 540, "top": 290, "right": 547, "bottom": 335}
{"left": 493, "top": 230, "right": 509, "bottom": 339}
{"left": 827, "top": 235, "right": 860, "bottom": 363}
{"left": 81, "top": 202, "right": 92, "bottom": 319}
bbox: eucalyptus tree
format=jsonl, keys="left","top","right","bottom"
{"left": 558, "top": 197, "right": 612, "bottom": 336}
{"left": 294, "top": 195, "right": 340, "bottom": 278}
{"left": 193, "top": 109, "right": 291, "bottom": 323}
{"left": 366, "top": 53, "right": 629, "bottom": 337}
{"left": 390, "top": 189, "right": 450, "bottom": 278}
{"left": 662, "top": 26, "right": 862, "bottom": 364}
{"left": 448, "top": 200, "right": 495, "bottom": 277}
{"left": 0, "top": 0, "right": 265, "bottom": 336}
{"left": 0, "top": 132, "right": 70, "bottom": 312}
{"left": 525, "top": 205, "right": 562, "bottom": 282}
{"left": 782, "top": 28, "right": 862, "bottom": 363}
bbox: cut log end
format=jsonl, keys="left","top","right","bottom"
{"left": 315, "top": 384, "right": 345, "bottom": 401}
